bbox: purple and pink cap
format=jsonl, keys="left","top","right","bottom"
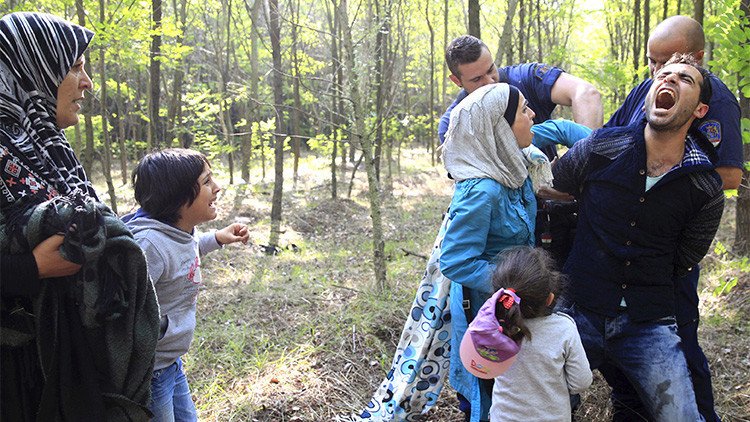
{"left": 460, "top": 288, "right": 521, "bottom": 379}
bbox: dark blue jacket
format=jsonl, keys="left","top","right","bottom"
{"left": 553, "top": 122, "right": 724, "bottom": 321}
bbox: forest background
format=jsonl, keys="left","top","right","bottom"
{"left": 3, "top": 0, "right": 750, "bottom": 419}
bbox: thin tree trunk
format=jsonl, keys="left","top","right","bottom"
{"left": 535, "top": 0, "right": 542, "bottom": 62}
{"left": 221, "top": 0, "right": 235, "bottom": 185}
{"left": 426, "top": 0, "right": 435, "bottom": 166}
{"left": 468, "top": 0, "right": 480, "bottom": 38}
{"left": 116, "top": 71, "right": 128, "bottom": 185}
{"left": 643, "top": 0, "right": 650, "bottom": 67}
{"left": 291, "top": 0, "right": 302, "bottom": 185}
{"left": 148, "top": 0, "right": 163, "bottom": 149}
{"left": 735, "top": 0, "right": 750, "bottom": 255}
{"left": 167, "top": 0, "right": 189, "bottom": 147}
{"left": 632, "top": 0, "right": 641, "bottom": 77}
{"left": 519, "top": 0, "right": 526, "bottom": 61}
{"left": 497, "top": 0, "right": 520, "bottom": 65}
{"left": 326, "top": 0, "right": 340, "bottom": 199}
{"left": 99, "top": 0, "right": 117, "bottom": 212}
{"left": 268, "top": 0, "right": 285, "bottom": 249}
{"left": 693, "top": 0, "right": 704, "bottom": 25}
{"left": 242, "top": 0, "right": 261, "bottom": 182}
{"left": 75, "top": 0, "right": 95, "bottom": 175}
{"left": 373, "top": 0, "right": 388, "bottom": 181}
{"left": 341, "top": 0, "right": 387, "bottom": 289}
{"left": 442, "top": 0, "right": 448, "bottom": 106}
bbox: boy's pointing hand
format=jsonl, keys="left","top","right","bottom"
{"left": 216, "top": 223, "right": 250, "bottom": 246}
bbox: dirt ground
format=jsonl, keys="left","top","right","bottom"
{"left": 150, "top": 151, "right": 750, "bottom": 421}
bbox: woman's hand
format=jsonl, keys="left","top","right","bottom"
{"left": 536, "top": 186, "right": 575, "bottom": 202}
{"left": 32, "top": 234, "right": 81, "bottom": 278}
{"left": 215, "top": 223, "right": 250, "bottom": 246}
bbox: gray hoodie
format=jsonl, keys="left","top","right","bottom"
{"left": 124, "top": 214, "right": 222, "bottom": 370}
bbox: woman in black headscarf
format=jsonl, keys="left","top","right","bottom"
{"left": 0, "top": 13, "right": 96, "bottom": 420}
{"left": 0, "top": 12, "right": 158, "bottom": 421}
{"left": 0, "top": 11, "right": 96, "bottom": 291}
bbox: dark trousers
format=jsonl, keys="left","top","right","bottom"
{"left": 606, "top": 267, "right": 719, "bottom": 422}
{"left": 457, "top": 378, "right": 494, "bottom": 422}
{"left": 535, "top": 200, "right": 578, "bottom": 270}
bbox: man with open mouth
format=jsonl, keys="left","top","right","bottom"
{"left": 549, "top": 53, "right": 724, "bottom": 421}
{"left": 602, "top": 15, "right": 742, "bottom": 422}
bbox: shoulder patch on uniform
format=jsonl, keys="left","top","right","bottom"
{"left": 698, "top": 120, "right": 721, "bottom": 147}
{"left": 534, "top": 64, "right": 551, "bottom": 80}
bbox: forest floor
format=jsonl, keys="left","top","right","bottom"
{"left": 108, "top": 148, "right": 749, "bottom": 421}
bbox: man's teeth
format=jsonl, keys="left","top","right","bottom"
{"left": 655, "top": 89, "right": 676, "bottom": 110}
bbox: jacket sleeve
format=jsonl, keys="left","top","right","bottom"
{"left": 563, "top": 316, "right": 593, "bottom": 394}
{"left": 552, "top": 134, "right": 594, "bottom": 196}
{"left": 439, "top": 185, "right": 496, "bottom": 294}
{"left": 0, "top": 252, "right": 41, "bottom": 297}
{"left": 674, "top": 179, "right": 725, "bottom": 276}
{"left": 197, "top": 230, "right": 222, "bottom": 257}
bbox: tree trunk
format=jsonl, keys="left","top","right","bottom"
{"left": 75, "top": 0, "right": 95, "bottom": 176}
{"left": 442, "top": 0, "right": 448, "bottom": 106}
{"left": 632, "top": 0, "right": 641, "bottom": 77}
{"left": 468, "top": 0, "right": 480, "bottom": 38}
{"left": 735, "top": 0, "right": 750, "bottom": 255}
{"left": 496, "top": 0, "right": 520, "bottom": 65}
{"left": 373, "top": 0, "right": 389, "bottom": 182}
{"left": 99, "top": 0, "right": 117, "bottom": 212}
{"left": 341, "top": 0, "right": 387, "bottom": 289}
{"left": 221, "top": 0, "right": 235, "bottom": 185}
{"left": 167, "top": 0, "right": 189, "bottom": 147}
{"left": 535, "top": 0, "right": 542, "bottom": 62}
{"left": 291, "top": 0, "right": 302, "bottom": 185}
{"left": 426, "top": 0, "right": 435, "bottom": 165}
{"left": 241, "top": 0, "right": 262, "bottom": 183}
{"left": 148, "top": 0, "right": 163, "bottom": 150}
{"left": 326, "top": 0, "right": 340, "bottom": 199}
{"left": 519, "top": 0, "right": 526, "bottom": 61}
{"left": 693, "top": 0, "right": 704, "bottom": 25}
{"left": 116, "top": 73, "right": 128, "bottom": 185}
{"left": 268, "top": 0, "right": 285, "bottom": 249}
{"left": 643, "top": 0, "right": 650, "bottom": 67}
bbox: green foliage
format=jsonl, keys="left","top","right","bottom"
{"left": 712, "top": 241, "right": 750, "bottom": 296}
{"left": 250, "top": 118, "right": 276, "bottom": 162}
{"left": 707, "top": 0, "right": 750, "bottom": 96}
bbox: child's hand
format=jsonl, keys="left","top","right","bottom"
{"left": 215, "top": 223, "right": 250, "bottom": 246}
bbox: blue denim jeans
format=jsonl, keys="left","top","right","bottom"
{"left": 566, "top": 304, "right": 703, "bottom": 422}
{"left": 150, "top": 357, "right": 198, "bottom": 422}
{"left": 603, "top": 268, "right": 720, "bottom": 422}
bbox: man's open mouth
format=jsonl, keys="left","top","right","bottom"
{"left": 655, "top": 88, "right": 676, "bottom": 110}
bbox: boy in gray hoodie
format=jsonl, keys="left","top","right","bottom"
{"left": 123, "top": 148, "right": 249, "bottom": 422}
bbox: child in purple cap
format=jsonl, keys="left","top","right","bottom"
{"left": 486, "top": 246, "right": 591, "bottom": 422}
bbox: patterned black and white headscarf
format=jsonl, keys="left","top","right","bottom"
{"left": 0, "top": 12, "right": 97, "bottom": 210}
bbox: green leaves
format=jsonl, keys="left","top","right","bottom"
{"left": 712, "top": 241, "right": 750, "bottom": 296}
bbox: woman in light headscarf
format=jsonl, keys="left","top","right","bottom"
{"left": 0, "top": 12, "right": 157, "bottom": 421}
{"left": 440, "top": 82, "right": 537, "bottom": 422}
{"left": 358, "top": 83, "right": 537, "bottom": 422}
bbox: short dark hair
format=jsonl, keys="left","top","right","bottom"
{"left": 445, "top": 35, "right": 489, "bottom": 78}
{"left": 663, "top": 53, "right": 712, "bottom": 105}
{"left": 491, "top": 246, "right": 565, "bottom": 342}
{"left": 132, "top": 148, "right": 210, "bottom": 225}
